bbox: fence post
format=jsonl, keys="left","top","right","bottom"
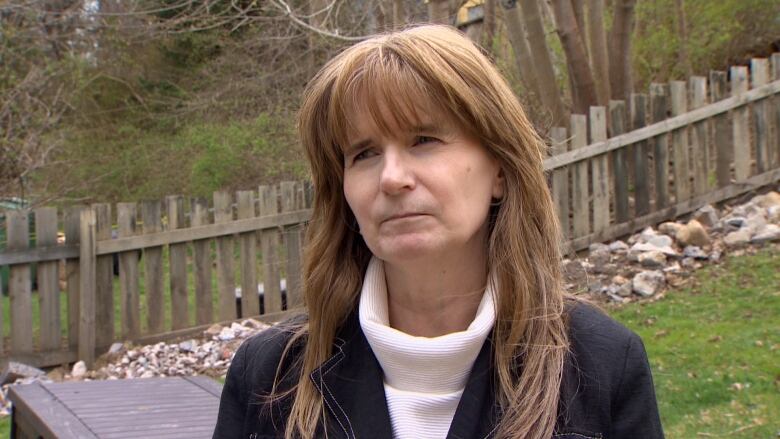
{"left": 550, "top": 127, "right": 570, "bottom": 242}
{"left": 570, "top": 114, "right": 589, "bottom": 238}
{"left": 710, "top": 71, "right": 731, "bottom": 187}
{"left": 689, "top": 77, "right": 709, "bottom": 195}
{"left": 670, "top": 81, "right": 691, "bottom": 204}
{"left": 259, "top": 185, "right": 282, "bottom": 313}
{"left": 771, "top": 53, "right": 780, "bottom": 168}
{"left": 589, "top": 106, "right": 609, "bottom": 233}
{"left": 730, "top": 66, "right": 750, "bottom": 181}
{"left": 7, "top": 210, "right": 33, "bottom": 355}
{"left": 631, "top": 93, "right": 650, "bottom": 216}
{"left": 191, "top": 197, "right": 214, "bottom": 325}
{"left": 93, "top": 204, "right": 113, "bottom": 349}
{"left": 79, "top": 208, "right": 97, "bottom": 368}
{"left": 214, "top": 191, "right": 237, "bottom": 321}
{"left": 609, "top": 100, "right": 629, "bottom": 223}
{"left": 237, "top": 190, "right": 260, "bottom": 317}
{"left": 142, "top": 200, "right": 165, "bottom": 334}
{"left": 281, "top": 181, "right": 304, "bottom": 308}
{"left": 117, "top": 203, "right": 141, "bottom": 339}
{"left": 750, "top": 58, "right": 770, "bottom": 173}
{"left": 35, "top": 207, "right": 60, "bottom": 352}
{"left": 650, "top": 83, "right": 669, "bottom": 209}
{"left": 167, "top": 195, "right": 189, "bottom": 329}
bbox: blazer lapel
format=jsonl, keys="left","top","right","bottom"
{"left": 310, "top": 313, "right": 394, "bottom": 439}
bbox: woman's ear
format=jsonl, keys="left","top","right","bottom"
{"left": 491, "top": 167, "right": 505, "bottom": 199}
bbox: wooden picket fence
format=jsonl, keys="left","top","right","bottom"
{"left": 1, "top": 54, "right": 779, "bottom": 369}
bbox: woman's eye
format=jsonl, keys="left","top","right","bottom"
{"left": 353, "top": 149, "right": 376, "bottom": 162}
{"left": 413, "top": 135, "right": 439, "bottom": 146}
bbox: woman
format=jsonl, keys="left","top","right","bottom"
{"left": 213, "top": 25, "right": 663, "bottom": 439}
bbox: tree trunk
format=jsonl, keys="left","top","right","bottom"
{"left": 428, "top": 0, "right": 450, "bottom": 24}
{"left": 586, "top": 0, "right": 610, "bottom": 106}
{"left": 502, "top": 3, "right": 542, "bottom": 100}
{"left": 571, "top": 0, "right": 587, "bottom": 57}
{"left": 608, "top": 0, "right": 636, "bottom": 102}
{"left": 392, "top": 0, "right": 407, "bottom": 30}
{"left": 551, "top": 0, "right": 597, "bottom": 114}
{"left": 675, "top": 0, "right": 693, "bottom": 77}
{"left": 482, "top": 0, "right": 497, "bottom": 55}
{"left": 519, "top": 0, "right": 568, "bottom": 126}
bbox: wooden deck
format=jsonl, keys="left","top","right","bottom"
{"left": 8, "top": 376, "right": 223, "bottom": 438}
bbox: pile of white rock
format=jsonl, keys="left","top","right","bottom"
{"left": 563, "top": 190, "right": 780, "bottom": 302}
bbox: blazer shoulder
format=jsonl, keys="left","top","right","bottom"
{"left": 566, "top": 300, "right": 638, "bottom": 354}
{"left": 238, "top": 313, "right": 308, "bottom": 391}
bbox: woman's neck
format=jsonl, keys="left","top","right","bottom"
{"left": 383, "top": 253, "right": 488, "bottom": 337}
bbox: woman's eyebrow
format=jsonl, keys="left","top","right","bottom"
{"left": 345, "top": 138, "right": 372, "bottom": 155}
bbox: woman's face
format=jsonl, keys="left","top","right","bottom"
{"left": 342, "top": 103, "right": 504, "bottom": 265}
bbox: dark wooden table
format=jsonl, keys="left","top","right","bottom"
{"left": 8, "top": 376, "right": 223, "bottom": 439}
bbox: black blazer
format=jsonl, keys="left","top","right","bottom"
{"left": 213, "top": 303, "right": 664, "bottom": 439}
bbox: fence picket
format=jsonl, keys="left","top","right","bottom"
{"left": 751, "top": 58, "right": 770, "bottom": 173}
{"left": 259, "top": 185, "right": 282, "bottom": 313}
{"left": 78, "top": 208, "right": 97, "bottom": 368}
{"left": 117, "top": 203, "right": 141, "bottom": 339}
{"left": 710, "top": 71, "right": 731, "bottom": 187}
{"left": 670, "top": 81, "right": 691, "bottom": 203}
{"left": 610, "top": 100, "right": 630, "bottom": 223}
{"left": 237, "top": 190, "right": 260, "bottom": 317}
{"left": 8, "top": 210, "right": 33, "bottom": 354}
{"left": 281, "top": 181, "right": 303, "bottom": 308}
{"left": 731, "top": 66, "right": 751, "bottom": 181}
{"left": 214, "top": 191, "right": 237, "bottom": 321}
{"left": 772, "top": 53, "right": 780, "bottom": 168}
{"left": 167, "top": 196, "right": 189, "bottom": 329}
{"left": 93, "top": 204, "right": 114, "bottom": 348}
{"left": 570, "top": 115, "right": 590, "bottom": 238}
{"left": 631, "top": 93, "right": 650, "bottom": 215}
{"left": 650, "top": 84, "right": 670, "bottom": 209}
{"left": 589, "top": 107, "right": 609, "bottom": 232}
{"left": 190, "top": 197, "right": 213, "bottom": 325}
{"left": 35, "top": 207, "right": 60, "bottom": 351}
{"left": 64, "top": 206, "right": 84, "bottom": 349}
{"left": 689, "top": 77, "right": 710, "bottom": 195}
{"left": 550, "top": 127, "right": 570, "bottom": 240}
{"left": 142, "top": 200, "right": 165, "bottom": 334}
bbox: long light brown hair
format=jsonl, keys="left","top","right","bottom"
{"left": 283, "top": 24, "right": 568, "bottom": 439}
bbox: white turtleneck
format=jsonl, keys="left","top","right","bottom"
{"left": 359, "top": 257, "right": 496, "bottom": 439}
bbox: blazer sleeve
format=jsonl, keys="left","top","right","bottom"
{"left": 610, "top": 334, "right": 665, "bottom": 439}
{"left": 212, "top": 340, "right": 249, "bottom": 439}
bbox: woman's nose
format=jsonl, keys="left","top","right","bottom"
{"left": 379, "top": 150, "right": 415, "bottom": 195}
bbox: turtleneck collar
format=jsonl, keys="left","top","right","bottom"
{"left": 359, "top": 256, "right": 496, "bottom": 394}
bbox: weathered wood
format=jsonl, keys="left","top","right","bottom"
{"left": 117, "top": 203, "right": 140, "bottom": 339}
{"left": 550, "top": 127, "right": 570, "bottom": 239}
{"left": 543, "top": 79, "right": 780, "bottom": 171}
{"left": 64, "top": 207, "right": 83, "bottom": 349}
{"left": 731, "top": 66, "right": 750, "bottom": 181}
{"left": 589, "top": 106, "right": 610, "bottom": 232}
{"left": 213, "top": 191, "right": 237, "bottom": 321}
{"left": 566, "top": 167, "right": 780, "bottom": 252}
{"left": 650, "top": 83, "right": 669, "bottom": 210}
{"left": 281, "top": 181, "right": 304, "bottom": 308}
{"left": 0, "top": 245, "right": 77, "bottom": 266}
{"left": 95, "top": 210, "right": 312, "bottom": 256}
{"left": 92, "top": 204, "right": 113, "bottom": 348}
{"left": 772, "top": 54, "right": 780, "bottom": 168}
{"left": 78, "top": 209, "right": 96, "bottom": 368}
{"left": 609, "top": 100, "right": 630, "bottom": 224}
{"left": 35, "top": 207, "right": 60, "bottom": 351}
{"left": 631, "top": 93, "right": 650, "bottom": 216}
{"left": 167, "top": 196, "right": 189, "bottom": 330}
{"left": 142, "top": 200, "right": 165, "bottom": 334}
{"left": 7, "top": 210, "right": 33, "bottom": 354}
{"left": 259, "top": 185, "right": 283, "bottom": 313}
{"left": 669, "top": 81, "right": 691, "bottom": 203}
{"left": 7, "top": 381, "right": 98, "bottom": 439}
{"left": 237, "top": 190, "right": 260, "bottom": 317}
{"left": 710, "top": 71, "right": 732, "bottom": 187}
{"left": 751, "top": 58, "right": 770, "bottom": 172}
{"left": 689, "top": 76, "right": 710, "bottom": 196}
{"left": 190, "top": 197, "right": 213, "bottom": 326}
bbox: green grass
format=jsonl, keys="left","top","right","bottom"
{"left": 610, "top": 246, "right": 779, "bottom": 438}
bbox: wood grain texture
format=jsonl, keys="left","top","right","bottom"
{"left": 93, "top": 203, "right": 114, "bottom": 348}
{"left": 281, "top": 181, "right": 303, "bottom": 308}
{"left": 64, "top": 206, "right": 84, "bottom": 349}
{"left": 35, "top": 207, "right": 60, "bottom": 351}
{"left": 670, "top": 81, "right": 691, "bottom": 203}
{"left": 142, "top": 200, "right": 165, "bottom": 334}
{"left": 213, "top": 191, "right": 237, "bottom": 321}
{"left": 259, "top": 185, "right": 282, "bottom": 313}
{"left": 609, "top": 100, "right": 630, "bottom": 223}
{"left": 237, "top": 190, "right": 260, "bottom": 317}
{"left": 117, "top": 203, "right": 141, "bottom": 339}
{"left": 650, "top": 84, "right": 669, "bottom": 210}
{"left": 751, "top": 58, "right": 770, "bottom": 172}
{"left": 589, "top": 106, "right": 610, "bottom": 232}
{"left": 710, "top": 71, "right": 732, "bottom": 187}
{"left": 550, "top": 127, "right": 570, "bottom": 240}
{"left": 78, "top": 209, "right": 96, "bottom": 368}
{"left": 731, "top": 66, "right": 750, "bottom": 181}
{"left": 7, "top": 210, "right": 33, "bottom": 354}
{"left": 631, "top": 93, "right": 650, "bottom": 216}
{"left": 167, "top": 196, "right": 189, "bottom": 330}
{"left": 190, "top": 197, "right": 214, "bottom": 325}
{"left": 689, "top": 76, "right": 710, "bottom": 196}
{"left": 570, "top": 114, "right": 590, "bottom": 238}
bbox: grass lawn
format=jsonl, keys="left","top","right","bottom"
{"left": 610, "top": 246, "right": 779, "bottom": 438}
{"left": 1, "top": 247, "right": 777, "bottom": 437}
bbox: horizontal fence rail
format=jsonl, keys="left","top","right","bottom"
{"left": 2, "top": 54, "right": 780, "bottom": 368}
